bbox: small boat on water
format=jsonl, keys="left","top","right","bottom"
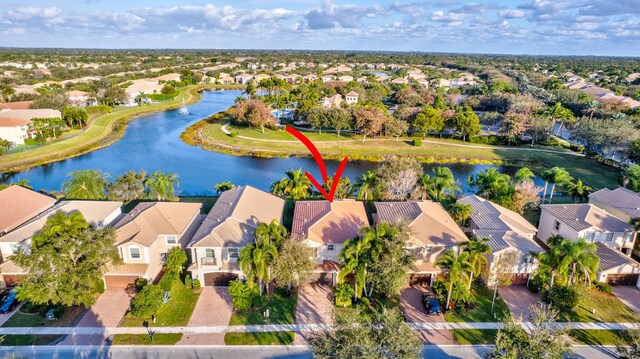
{"left": 179, "top": 98, "right": 189, "bottom": 115}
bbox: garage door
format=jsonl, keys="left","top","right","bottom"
{"left": 105, "top": 275, "right": 139, "bottom": 288}
{"left": 308, "top": 273, "right": 333, "bottom": 285}
{"left": 203, "top": 272, "right": 238, "bottom": 286}
{"left": 509, "top": 273, "right": 529, "bottom": 285}
{"left": 606, "top": 273, "right": 640, "bottom": 286}
{"left": 409, "top": 274, "right": 432, "bottom": 286}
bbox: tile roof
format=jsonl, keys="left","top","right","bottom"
{"left": 292, "top": 200, "right": 369, "bottom": 245}
{"left": 189, "top": 186, "right": 284, "bottom": 248}
{"left": 541, "top": 203, "right": 632, "bottom": 233}
{"left": 0, "top": 186, "right": 56, "bottom": 234}
{"left": 0, "top": 101, "right": 34, "bottom": 110}
{"left": 0, "top": 117, "right": 30, "bottom": 127}
{"left": 0, "top": 200, "right": 122, "bottom": 244}
{"left": 596, "top": 242, "right": 640, "bottom": 272}
{"left": 589, "top": 187, "right": 640, "bottom": 219}
{"left": 114, "top": 202, "right": 201, "bottom": 247}
{"left": 374, "top": 201, "right": 468, "bottom": 247}
{"left": 0, "top": 109, "right": 61, "bottom": 120}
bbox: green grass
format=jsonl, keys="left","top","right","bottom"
{"left": 569, "top": 330, "right": 630, "bottom": 346}
{"left": 0, "top": 305, "right": 85, "bottom": 346}
{"left": 558, "top": 288, "right": 640, "bottom": 323}
{"left": 444, "top": 282, "right": 510, "bottom": 323}
{"left": 119, "top": 280, "right": 200, "bottom": 327}
{"left": 0, "top": 335, "right": 63, "bottom": 346}
{"left": 188, "top": 116, "right": 621, "bottom": 190}
{"left": 452, "top": 329, "right": 498, "bottom": 345}
{"left": 111, "top": 333, "right": 183, "bottom": 345}
{"left": 224, "top": 289, "right": 297, "bottom": 345}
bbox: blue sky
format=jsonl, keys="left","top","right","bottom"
{"left": 1, "top": 0, "right": 639, "bottom": 56}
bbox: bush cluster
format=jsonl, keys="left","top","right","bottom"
{"left": 542, "top": 285, "right": 578, "bottom": 311}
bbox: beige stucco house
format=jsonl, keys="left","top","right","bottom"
{"left": 595, "top": 242, "right": 640, "bottom": 287}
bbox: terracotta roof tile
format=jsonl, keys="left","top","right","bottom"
{"left": 0, "top": 186, "right": 56, "bottom": 234}
{"left": 292, "top": 200, "right": 368, "bottom": 245}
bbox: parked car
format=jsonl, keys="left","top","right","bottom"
{"left": 0, "top": 290, "right": 18, "bottom": 314}
{"left": 421, "top": 290, "right": 441, "bottom": 315}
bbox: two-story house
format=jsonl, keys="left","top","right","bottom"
{"left": 104, "top": 202, "right": 202, "bottom": 288}
{"left": 458, "top": 195, "right": 545, "bottom": 286}
{"left": 374, "top": 201, "right": 468, "bottom": 286}
{"left": 187, "top": 186, "right": 284, "bottom": 286}
{"left": 292, "top": 200, "right": 369, "bottom": 286}
{"left": 0, "top": 200, "right": 122, "bottom": 286}
{"left": 538, "top": 204, "right": 635, "bottom": 255}
{"left": 0, "top": 185, "right": 56, "bottom": 237}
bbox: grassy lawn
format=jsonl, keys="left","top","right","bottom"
{"left": 118, "top": 280, "right": 200, "bottom": 327}
{"left": 188, "top": 117, "right": 621, "bottom": 190}
{"left": 224, "top": 289, "right": 297, "bottom": 345}
{"left": 111, "top": 333, "right": 182, "bottom": 345}
{"left": 444, "top": 283, "right": 509, "bottom": 345}
{"left": 569, "top": 330, "right": 631, "bottom": 346}
{"left": 0, "top": 305, "right": 86, "bottom": 346}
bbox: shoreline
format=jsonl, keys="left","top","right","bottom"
{"left": 0, "top": 84, "right": 243, "bottom": 173}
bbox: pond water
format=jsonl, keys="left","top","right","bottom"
{"left": 1, "top": 90, "right": 537, "bottom": 196}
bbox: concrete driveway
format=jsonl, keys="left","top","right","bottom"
{"left": 613, "top": 286, "right": 640, "bottom": 315}
{"left": 179, "top": 286, "right": 233, "bottom": 345}
{"left": 498, "top": 286, "right": 540, "bottom": 319}
{"left": 59, "top": 288, "right": 132, "bottom": 345}
{"left": 400, "top": 285, "right": 455, "bottom": 345}
{"left": 294, "top": 284, "right": 334, "bottom": 345}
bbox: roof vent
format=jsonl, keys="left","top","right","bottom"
{"left": 562, "top": 206, "right": 567, "bottom": 209}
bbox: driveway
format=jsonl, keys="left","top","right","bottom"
{"left": 59, "top": 288, "right": 132, "bottom": 345}
{"left": 178, "top": 286, "right": 233, "bottom": 345}
{"left": 613, "top": 286, "right": 640, "bottom": 315}
{"left": 400, "top": 285, "right": 455, "bottom": 345}
{"left": 498, "top": 286, "right": 541, "bottom": 320}
{"left": 294, "top": 284, "right": 334, "bottom": 345}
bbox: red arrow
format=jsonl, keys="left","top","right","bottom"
{"left": 286, "top": 126, "right": 349, "bottom": 202}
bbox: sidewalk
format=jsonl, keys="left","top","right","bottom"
{"left": 0, "top": 322, "right": 637, "bottom": 336}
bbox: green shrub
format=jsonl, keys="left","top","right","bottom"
{"left": 412, "top": 138, "right": 422, "bottom": 146}
{"left": 135, "top": 278, "right": 148, "bottom": 292}
{"left": 593, "top": 281, "right": 612, "bottom": 294}
{"left": 358, "top": 296, "right": 371, "bottom": 308}
{"left": 528, "top": 274, "right": 544, "bottom": 294}
{"left": 94, "top": 279, "right": 105, "bottom": 294}
{"left": 38, "top": 305, "right": 50, "bottom": 318}
{"left": 469, "top": 135, "right": 503, "bottom": 145}
{"left": 193, "top": 279, "right": 201, "bottom": 291}
{"left": 229, "top": 132, "right": 238, "bottom": 138}
{"left": 228, "top": 280, "right": 259, "bottom": 311}
{"left": 334, "top": 284, "right": 353, "bottom": 308}
{"left": 184, "top": 274, "right": 192, "bottom": 287}
{"left": 149, "top": 94, "right": 176, "bottom": 101}
{"left": 21, "top": 301, "right": 38, "bottom": 314}
{"left": 159, "top": 273, "right": 176, "bottom": 292}
{"left": 542, "top": 285, "right": 578, "bottom": 311}
{"left": 54, "top": 305, "right": 65, "bottom": 319}
{"left": 252, "top": 294, "right": 268, "bottom": 308}
{"left": 85, "top": 105, "right": 112, "bottom": 114}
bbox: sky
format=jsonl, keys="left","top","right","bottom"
{"left": 0, "top": 0, "right": 639, "bottom": 56}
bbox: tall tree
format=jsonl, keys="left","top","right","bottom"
{"left": 338, "top": 231, "right": 373, "bottom": 300}
{"left": 448, "top": 202, "right": 473, "bottom": 226}
{"left": 272, "top": 237, "right": 314, "bottom": 291}
{"left": 130, "top": 284, "right": 164, "bottom": 319}
{"left": 108, "top": 170, "right": 146, "bottom": 203}
{"left": 322, "top": 175, "right": 353, "bottom": 199}
{"left": 377, "top": 156, "right": 423, "bottom": 200}
{"left": 0, "top": 138, "right": 11, "bottom": 154}
{"left": 254, "top": 220, "right": 288, "bottom": 250}
{"left": 145, "top": 171, "right": 179, "bottom": 201}
{"left": 418, "top": 166, "right": 460, "bottom": 202}
{"left": 541, "top": 167, "right": 572, "bottom": 204}
{"left": 468, "top": 168, "right": 515, "bottom": 209}
{"left": 514, "top": 167, "right": 535, "bottom": 184}
{"left": 62, "top": 107, "right": 89, "bottom": 128}
{"left": 564, "top": 179, "right": 591, "bottom": 203}
{"left": 13, "top": 213, "right": 121, "bottom": 307}
{"left": 557, "top": 238, "right": 599, "bottom": 286}
{"left": 239, "top": 236, "right": 278, "bottom": 295}
{"left": 464, "top": 237, "right": 491, "bottom": 289}
{"left": 386, "top": 117, "right": 409, "bottom": 141}
{"left": 62, "top": 169, "right": 110, "bottom": 200}
{"left": 436, "top": 251, "right": 473, "bottom": 310}
{"left": 353, "top": 106, "right": 388, "bottom": 142}
{"left": 548, "top": 102, "right": 574, "bottom": 136}
{"left": 355, "top": 170, "right": 378, "bottom": 201}
{"left": 413, "top": 107, "right": 444, "bottom": 138}
{"left": 452, "top": 106, "right": 481, "bottom": 142}
{"left": 214, "top": 181, "right": 235, "bottom": 194}
{"left": 270, "top": 169, "right": 312, "bottom": 200}
{"left": 165, "top": 247, "right": 188, "bottom": 278}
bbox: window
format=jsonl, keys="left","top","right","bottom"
{"left": 553, "top": 220, "right": 561, "bottom": 231}
{"left": 166, "top": 235, "right": 177, "bottom": 245}
{"left": 327, "top": 244, "right": 335, "bottom": 251}
{"left": 205, "top": 248, "right": 215, "bottom": 258}
{"left": 522, "top": 255, "right": 534, "bottom": 264}
{"left": 584, "top": 232, "right": 595, "bottom": 242}
{"left": 228, "top": 248, "right": 239, "bottom": 259}
{"left": 130, "top": 247, "right": 141, "bottom": 259}
{"left": 605, "top": 232, "right": 614, "bottom": 242}
{"left": 624, "top": 232, "right": 633, "bottom": 242}
{"left": 425, "top": 246, "right": 433, "bottom": 254}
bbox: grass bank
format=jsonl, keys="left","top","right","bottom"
{"left": 182, "top": 115, "right": 621, "bottom": 190}
{"left": 0, "top": 84, "right": 242, "bottom": 173}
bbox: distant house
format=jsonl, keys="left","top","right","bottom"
{"left": 319, "top": 94, "right": 343, "bottom": 108}
{"left": 0, "top": 200, "right": 122, "bottom": 287}
{"left": 0, "top": 117, "right": 30, "bottom": 145}
{"left": 284, "top": 74, "right": 301, "bottom": 84}
{"left": 247, "top": 63, "right": 259, "bottom": 70}
{"left": 0, "top": 101, "right": 34, "bottom": 111}
{"left": 391, "top": 77, "right": 409, "bottom": 85}
{"left": 374, "top": 201, "right": 469, "bottom": 286}
{"left": 104, "top": 202, "right": 202, "bottom": 288}
{"left": 416, "top": 79, "right": 430, "bottom": 88}
{"left": 345, "top": 91, "right": 359, "bottom": 105}
{"left": 0, "top": 185, "right": 56, "bottom": 236}
{"left": 595, "top": 242, "right": 640, "bottom": 287}
{"left": 321, "top": 75, "right": 334, "bottom": 83}
{"left": 458, "top": 195, "right": 544, "bottom": 285}
{"left": 407, "top": 72, "right": 426, "bottom": 80}
{"left": 292, "top": 200, "right": 369, "bottom": 285}
{"left": 356, "top": 76, "right": 368, "bottom": 84}
{"left": 589, "top": 187, "right": 640, "bottom": 223}
{"left": 219, "top": 76, "right": 235, "bottom": 85}
{"left": 188, "top": 186, "right": 284, "bottom": 286}
{"left": 538, "top": 204, "right": 636, "bottom": 256}
{"left": 235, "top": 73, "right": 254, "bottom": 85}
{"left": 253, "top": 74, "right": 271, "bottom": 83}
{"left": 338, "top": 75, "right": 354, "bottom": 83}
{"left": 302, "top": 74, "right": 318, "bottom": 82}
{"left": 64, "top": 90, "right": 96, "bottom": 107}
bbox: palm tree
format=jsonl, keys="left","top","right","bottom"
{"left": 541, "top": 167, "right": 572, "bottom": 204}
{"left": 547, "top": 102, "right": 574, "bottom": 136}
{"left": 33, "top": 211, "right": 89, "bottom": 248}
{"left": 448, "top": 203, "right": 473, "bottom": 226}
{"left": 108, "top": 170, "right": 147, "bottom": 203}
{"left": 239, "top": 236, "right": 278, "bottom": 295}
{"left": 214, "top": 181, "right": 235, "bottom": 194}
{"left": 584, "top": 101, "right": 600, "bottom": 120}
{"left": 254, "top": 220, "right": 287, "bottom": 250}
{"left": 565, "top": 179, "right": 591, "bottom": 203}
{"left": 419, "top": 167, "right": 460, "bottom": 202}
{"left": 145, "top": 171, "right": 179, "bottom": 201}
{"left": 558, "top": 238, "right": 599, "bottom": 287}
{"left": 338, "top": 231, "right": 374, "bottom": 301}
{"left": 514, "top": 167, "right": 535, "bottom": 184}
{"left": 534, "top": 235, "right": 565, "bottom": 288}
{"left": 355, "top": 170, "right": 378, "bottom": 201}
{"left": 0, "top": 138, "right": 11, "bottom": 154}
{"left": 464, "top": 237, "right": 491, "bottom": 289}
{"left": 62, "top": 169, "right": 110, "bottom": 200}
{"left": 322, "top": 176, "right": 353, "bottom": 199}
{"left": 270, "top": 169, "right": 311, "bottom": 200}
{"left": 436, "top": 251, "right": 473, "bottom": 310}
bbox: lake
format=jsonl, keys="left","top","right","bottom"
{"left": 0, "top": 90, "right": 537, "bottom": 196}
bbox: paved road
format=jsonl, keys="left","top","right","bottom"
{"left": 0, "top": 322, "right": 638, "bottom": 335}
{"left": 0, "top": 345, "right": 621, "bottom": 359}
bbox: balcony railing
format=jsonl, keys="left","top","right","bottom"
{"left": 201, "top": 257, "right": 218, "bottom": 266}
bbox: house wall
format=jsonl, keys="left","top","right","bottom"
{"left": 0, "top": 125, "right": 28, "bottom": 145}
{"left": 537, "top": 210, "right": 580, "bottom": 243}
{"left": 577, "top": 229, "right": 634, "bottom": 254}
{"left": 485, "top": 249, "right": 538, "bottom": 286}
{"left": 598, "top": 264, "right": 640, "bottom": 288}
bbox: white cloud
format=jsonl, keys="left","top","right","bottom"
{"left": 499, "top": 9, "right": 526, "bottom": 19}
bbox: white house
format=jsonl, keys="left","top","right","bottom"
{"left": 345, "top": 91, "right": 359, "bottom": 105}
{"left": 64, "top": 90, "right": 97, "bottom": 107}
{"left": 235, "top": 73, "right": 254, "bottom": 85}
{"left": 0, "top": 117, "right": 30, "bottom": 145}
{"left": 538, "top": 204, "right": 636, "bottom": 255}
{"left": 458, "top": 195, "right": 545, "bottom": 286}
